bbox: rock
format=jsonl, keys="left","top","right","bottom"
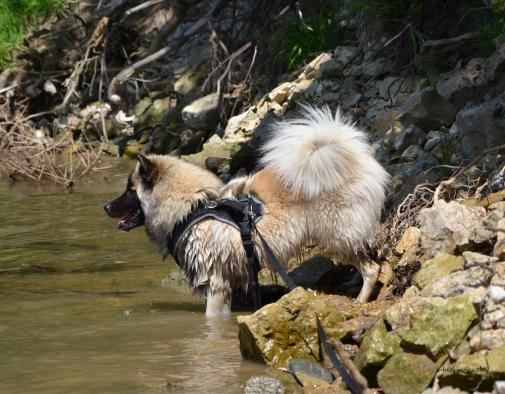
{"left": 288, "top": 359, "right": 333, "bottom": 384}
{"left": 413, "top": 254, "right": 464, "bottom": 290}
{"left": 377, "top": 76, "right": 410, "bottom": 102}
{"left": 243, "top": 376, "right": 285, "bottom": 394}
{"left": 423, "top": 130, "right": 448, "bottom": 151}
{"left": 395, "top": 226, "right": 421, "bottom": 256}
{"left": 400, "top": 144, "right": 422, "bottom": 161}
{"left": 237, "top": 287, "right": 390, "bottom": 367}
{"left": 439, "top": 345, "right": 505, "bottom": 390}
{"left": 174, "top": 64, "right": 208, "bottom": 100}
{"left": 422, "top": 387, "right": 468, "bottom": 394}
{"left": 362, "top": 58, "right": 390, "bottom": 78}
{"left": 173, "top": 41, "right": 211, "bottom": 102}
{"left": 420, "top": 266, "right": 491, "bottom": 303}
{"left": 393, "top": 124, "right": 426, "bottom": 152}
{"left": 181, "top": 137, "right": 250, "bottom": 175}
{"left": 396, "top": 88, "right": 457, "bottom": 131}
{"left": 418, "top": 201, "right": 488, "bottom": 257}
{"left": 366, "top": 101, "right": 399, "bottom": 135}
{"left": 299, "top": 53, "right": 333, "bottom": 80}
{"left": 181, "top": 93, "right": 219, "bottom": 130}
{"left": 377, "top": 351, "right": 441, "bottom": 394}
{"left": 452, "top": 94, "right": 505, "bottom": 159}
{"left": 488, "top": 344, "right": 505, "bottom": 377}
{"left": 355, "top": 319, "right": 401, "bottom": 372}
{"left": 469, "top": 328, "right": 505, "bottom": 351}
{"left": 494, "top": 218, "right": 505, "bottom": 260}
{"left": 438, "top": 351, "right": 488, "bottom": 389}
{"left": 462, "top": 251, "right": 498, "bottom": 268}
{"left": 288, "top": 255, "right": 336, "bottom": 289}
{"left": 399, "top": 295, "right": 478, "bottom": 358}
{"left": 490, "top": 286, "right": 505, "bottom": 303}
{"left": 333, "top": 46, "right": 360, "bottom": 69}
{"left": 134, "top": 96, "right": 179, "bottom": 129}
{"left": 436, "top": 58, "right": 486, "bottom": 109}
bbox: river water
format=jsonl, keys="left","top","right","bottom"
{"left": 0, "top": 164, "right": 268, "bottom": 394}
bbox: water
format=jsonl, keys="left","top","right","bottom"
{"left": 0, "top": 164, "right": 268, "bottom": 394}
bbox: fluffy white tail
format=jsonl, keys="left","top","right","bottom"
{"left": 260, "top": 106, "right": 389, "bottom": 198}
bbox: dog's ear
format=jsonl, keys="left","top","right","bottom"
{"left": 137, "top": 153, "right": 157, "bottom": 188}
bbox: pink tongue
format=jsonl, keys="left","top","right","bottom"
{"left": 117, "top": 219, "right": 126, "bottom": 229}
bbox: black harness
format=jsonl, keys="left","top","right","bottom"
{"left": 167, "top": 194, "right": 265, "bottom": 309}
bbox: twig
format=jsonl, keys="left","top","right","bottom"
{"left": 434, "top": 144, "right": 505, "bottom": 202}
{"left": 108, "top": 0, "right": 231, "bottom": 105}
{"left": 122, "top": 0, "right": 164, "bottom": 19}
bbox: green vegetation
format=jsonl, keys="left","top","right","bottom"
{"left": 477, "top": 0, "right": 505, "bottom": 56}
{"left": 0, "top": 0, "right": 66, "bottom": 68}
{"left": 275, "top": 4, "right": 354, "bottom": 71}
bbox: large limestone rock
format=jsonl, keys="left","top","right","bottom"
{"left": 355, "top": 319, "right": 401, "bottom": 372}
{"left": 395, "top": 88, "right": 457, "bottom": 131}
{"left": 181, "top": 135, "right": 250, "bottom": 175}
{"left": 437, "top": 45, "right": 505, "bottom": 109}
{"left": 398, "top": 295, "right": 478, "bottom": 358}
{"left": 237, "top": 287, "right": 390, "bottom": 368}
{"left": 438, "top": 345, "right": 505, "bottom": 390}
{"left": 418, "top": 201, "right": 488, "bottom": 257}
{"left": 181, "top": 93, "right": 219, "bottom": 130}
{"left": 377, "top": 351, "right": 442, "bottom": 394}
{"left": 451, "top": 94, "right": 505, "bottom": 159}
{"left": 413, "top": 254, "right": 464, "bottom": 290}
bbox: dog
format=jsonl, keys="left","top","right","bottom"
{"left": 104, "top": 106, "right": 389, "bottom": 316}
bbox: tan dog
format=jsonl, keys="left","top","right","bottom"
{"left": 105, "top": 107, "right": 390, "bottom": 316}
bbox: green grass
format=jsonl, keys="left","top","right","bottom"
{"left": 0, "top": 0, "right": 66, "bottom": 68}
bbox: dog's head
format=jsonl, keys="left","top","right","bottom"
{"left": 104, "top": 153, "right": 224, "bottom": 237}
{"left": 103, "top": 153, "right": 157, "bottom": 231}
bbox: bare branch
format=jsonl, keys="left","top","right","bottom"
{"left": 108, "top": 0, "right": 231, "bottom": 105}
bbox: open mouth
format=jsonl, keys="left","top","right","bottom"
{"left": 117, "top": 209, "right": 145, "bottom": 231}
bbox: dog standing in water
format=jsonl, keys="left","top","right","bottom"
{"left": 105, "top": 107, "right": 389, "bottom": 316}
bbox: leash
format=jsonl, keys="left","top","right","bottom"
{"left": 251, "top": 222, "right": 296, "bottom": 291}
{"left": 316, "top": 317, "right": 364, "bottom": 394}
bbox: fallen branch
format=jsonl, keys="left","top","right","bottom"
{"left": 108, "top": 0, "right": 231, "bottom": 105}
{"left": 421, "top": 31, "right": 478, "bottom": 52}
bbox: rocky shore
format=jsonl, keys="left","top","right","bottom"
{"left": 2, "top": 2, "right": 505, "bottom": 392}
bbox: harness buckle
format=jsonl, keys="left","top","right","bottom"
{"left": 205, "top": 201, "right": 218, "bottom": 209}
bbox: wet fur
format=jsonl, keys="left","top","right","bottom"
{"left": 129, "top": 107, "right": 390, "bottom": 315}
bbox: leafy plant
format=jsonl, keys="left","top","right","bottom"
{"left": 477, "top": 1, "right": 505, "bottom": 56}
{"left": 0, "top": 0, "right": 66, "bottom": 68}
{"left": 274, "top": 4, "right": 353, "bottom": 72}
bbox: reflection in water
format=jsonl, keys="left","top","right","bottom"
{"left": 0, "top": 169, "right": 266, "bottom": 394}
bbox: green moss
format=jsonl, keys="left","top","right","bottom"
{"left": 378, "top": 351, "right": 443, "bottom": 394}
{"left": 400, "top": 296, "right": 478, "bottom": 358}
{"left": 413, "top": 254, "right": 464, "bottom": 290}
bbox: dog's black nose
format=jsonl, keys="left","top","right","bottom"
{"left": 104, "top": 203, "right": 112, "bottom": 215}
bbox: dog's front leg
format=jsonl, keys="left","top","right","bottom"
{"left": 205, "top": 276, "right": 232, "bottom": 316}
